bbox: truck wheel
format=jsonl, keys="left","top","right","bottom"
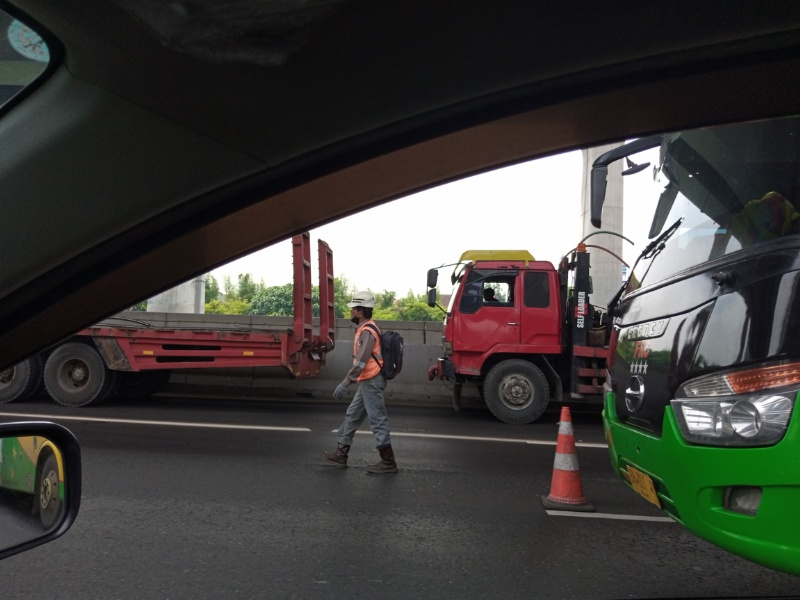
{"left": 44, "top": 342, "right": 117, "bottom": 407}
{"left": 0, "top": 355, "right": 43, "bottom": 403}
{"left": 484, "top": 359, "right": 549, "bottom": 424}
{"left": 117, "top": 370, "right": 171, "bottom": 399}
{"left": 36, "top": 453, "right": 63, "bottom": 529}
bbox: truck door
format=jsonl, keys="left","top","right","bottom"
{"left": 453, "top": 269, "right": 520, "bottom": 361}
{"left": 519, "top": 270, "right": 561, "bottom": 352}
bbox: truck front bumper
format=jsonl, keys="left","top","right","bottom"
{"left": 603, "top": 393, "right": 800, "bottom": 576}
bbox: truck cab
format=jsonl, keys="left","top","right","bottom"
{"left": 428, "top": 249, "right": 609, "bottom": 424}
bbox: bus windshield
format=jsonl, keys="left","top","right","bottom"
{"left": 631, "top": 115, "right": 800, "bottom": 288}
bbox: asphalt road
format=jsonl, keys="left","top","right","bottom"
{"left": 0, "top": 393, "right": 797, "bottom": 599}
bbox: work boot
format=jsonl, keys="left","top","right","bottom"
{"left": 320, "top": 442, "right": 350, "bottom": 468}
{"left": 367, "top": 444, "right": 398, "bottom": 474}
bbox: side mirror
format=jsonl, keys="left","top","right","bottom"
{"left": 0, "top": 421, "right": 81, "bottom": 560}
{"left": 590, "top": 135, "right": 662, "bottom": 228}
{"left": 427, "top": 288, "right": 437, "bottom": 308}
{"left": 426, "top": 268, "right": 438, "bottom": 289}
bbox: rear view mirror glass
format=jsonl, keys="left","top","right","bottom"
{"left": 427, "top": 288, "right": 437, "bottom": 308}
{"left": 0, "top": 423, "right": 81, "bottom": 560}
{"left": 426, "top": 268, "right": 438, "bottom": 289}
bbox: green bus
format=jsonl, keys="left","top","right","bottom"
{"left": 592, "top": 114, "right": 800, "bottom": 575}
{"left": 0, "top": 435, "right": 65, "bottom": 528}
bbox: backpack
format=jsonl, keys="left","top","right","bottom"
{"left": 364, "top": 323, "right": 404, "bottom": 380}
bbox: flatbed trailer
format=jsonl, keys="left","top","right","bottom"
{"left": 0, "top": 233, "right": 335, "bottom": 407}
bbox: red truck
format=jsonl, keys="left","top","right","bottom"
{"left": 0, "top": 233, "right": 335, "bottom": 407}
{"left": 426, "top": 247, "right": 609, "bottom": 424}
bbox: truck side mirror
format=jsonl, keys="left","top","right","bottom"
{"left": 426, "top": 268, "right": 438, "bottom": 289}
{"left": 427, "top": 288, "right": 437, "bottom": 308}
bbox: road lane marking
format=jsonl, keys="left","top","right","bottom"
{"left": 348, "top": 430, "right": 607, "bottom": 448}
{"left": 0, "top": 412, "right": 310, "bottom": 432}
{"left": 545, "top": 510, "right": 675, "bottom": 522}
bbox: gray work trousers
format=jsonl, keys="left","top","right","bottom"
{"left": 336, "top": 374, "right": 391, "bottom": 448}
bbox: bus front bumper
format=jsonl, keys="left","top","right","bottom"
{"left": 602, "top": 393, "right": 800, "bottom": 576}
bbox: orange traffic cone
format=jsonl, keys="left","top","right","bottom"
{"left": 541, "top": 406, "right": 595, "bottom": 512}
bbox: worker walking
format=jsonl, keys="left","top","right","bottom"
{"left": 321, "top": 290, "right": 398, "bottom": 474}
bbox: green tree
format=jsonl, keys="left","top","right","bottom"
{"left": 129, "top": 300, "right": 147, "bottom": 311}
{"left": 372, "top": 291, "right": 444, "bottom": 321}
{"left": 248, "top": 283, "right": 295, "bottom": 316}
{"left": 223, "top": 275, "right": 237, "bottom": 299}
{"left": 249, "top": 284, "right": 322, "bottom": 316}
{"left": 333, "top": 275, "right": 354, "bottom": 318}
{"left": 375, "top": 290, "right": 396, "bottom": 310}
{"left": 205, "top": 274, "right": 220, "bottom": 302}
{"left": 205, "top": 298, "right": 250, "bottom": 314}
{"left": 237, "top": 273, "right": 262, "bottom": 303}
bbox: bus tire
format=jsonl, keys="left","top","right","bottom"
{"left": 117, "top": 370, "right": 172, "bottom": 399}
{"left": 36, "top": 453, "right": 63, "bottom": 529}
{"left": 0, "top": 355, "right": 43, "bottom": 403}
{"left": 44, "top": 342, "right": 117, "bottom": 407}
{"left": 484, "top": 359, "right": 549, "bottom": 424}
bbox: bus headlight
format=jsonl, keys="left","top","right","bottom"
{"left": 672, "top": 361, "right": 800, "bottom": 447}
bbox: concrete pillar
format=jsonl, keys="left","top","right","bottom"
{"left": 580, "top": 145, "right": 624, "bottom": 309}
{"left": 147, "top": 278, "right": 206, "bottom": 314}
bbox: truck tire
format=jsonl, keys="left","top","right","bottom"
{"left": 484, "top": 359, "right": 550, "bottom": 424}
{"left": 35, "top": 453, "right": 63, "bottom": 529}
{"left": 0, "top": 355, "right": 43, "bottom": 403}
{"left": 44, "top": 342, "right": 118, "bottom": 407}
{"left": 117, "top": 370, "right": 171, "bottom": 399}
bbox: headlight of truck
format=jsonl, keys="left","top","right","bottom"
{"left": 672, "top": 361, "right": 800, "bottom": 446}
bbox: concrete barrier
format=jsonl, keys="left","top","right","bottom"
{"left": 159, "top": 316, "right": 483, "bottom": 408}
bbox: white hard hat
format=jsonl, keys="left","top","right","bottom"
{"left": 347, "top": 291, "right": 376, "bottom": 308}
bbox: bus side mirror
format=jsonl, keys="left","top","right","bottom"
{"left": 427, "top": 288, "right": 437, "bottom": 308}
{"left": 590, "top": 135, "right": 662, "bottom": 228}
{"left": 590, "top": 165, "right": 608, "bottom": 228}
{"left": 426, "top": 268, "right": 438, "bottom": 289}
{"left": 0, "top": 421, "right": 81, "bottom": 560}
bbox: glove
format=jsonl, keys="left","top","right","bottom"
{"left": 333, "top": 381, "right": 350, "bottom": 400}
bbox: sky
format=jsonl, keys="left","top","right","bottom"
{"left": 210, "top": 147, "right": 659, "bottom": 298}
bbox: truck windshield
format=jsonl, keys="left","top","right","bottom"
{"left": 631, "top": 115, "right": 800, "bottom": 288}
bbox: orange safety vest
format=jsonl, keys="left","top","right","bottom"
{"left": 354, "top": 320, "right": 382, "bottom": 381}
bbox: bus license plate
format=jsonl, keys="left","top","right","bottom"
{"left": 627, "top": 466, "right": 661, "bottom": 508}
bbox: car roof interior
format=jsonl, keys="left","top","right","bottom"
{"left": 3, "top": 0, "right": 800, "bottom": 367}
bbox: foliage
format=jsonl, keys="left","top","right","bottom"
{"left": 249, "top": 283, "right": 295, "bottom": 316}
{"left": 237, "top": 273, "right": 263, "bottom": 303}
{"left": 223, "top": 275, "right": 237, "bottom": 299}
{"left": 375, "top": 290, "right": 396, "bottom": 309}
{"left": 201, "top": 271, "right": 442, "bottom": 321}
{"left": 333, "top": 276, "right": 354, "bottom": 318}
{"left": 205, "top": 298, "right": 250, "bottom": 315}
{"left": 373, "top": 291, "right": 444, "bottom": 321}
{"left": 129, "top": 300, "right": 147, "bottom": 311}
{"left": 205, "top": 274, "right": 220, "bottom": 302}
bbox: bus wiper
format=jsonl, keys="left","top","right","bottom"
{"left": 607, "top": 217, "right": 683, "bottom": 317}
{"left": 641, "top": 217, "right": 683, "bottom": 260}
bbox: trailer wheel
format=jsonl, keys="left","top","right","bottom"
{"left": 44, "top": 343, "right": 117, "bottom": 407}
{"left": 484, "top": 359, "right": 549, "bottom": 424}
{"left": 117, "top": 370, "right": 171, "bottom": 399}
{"left": 0, "top": 355, "right": 43, "bottom": 403}
{"left": 36, "top": 453, "right": 63, "bottom": 529}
